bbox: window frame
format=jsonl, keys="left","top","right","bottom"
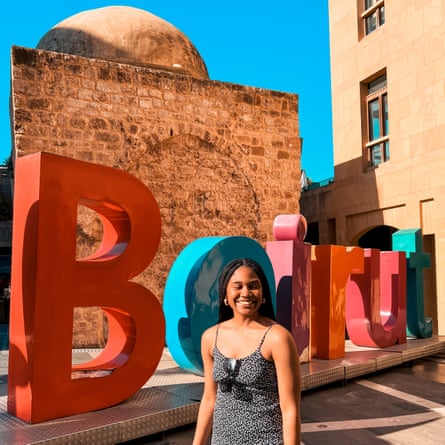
{"left": 364, "top": 76, "right": 389, "bottom": 168}
{"left": 360, "top": 0, "right": 385, "bottom": 36}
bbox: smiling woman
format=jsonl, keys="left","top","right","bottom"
{"left": 218, "top": 258, "right": 275, "bottom": 323}
{"left": 192, "top": 258, "right": 302, "bottom": 445}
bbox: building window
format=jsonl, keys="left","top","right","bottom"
{"left": 365, "top": 74, "right": 389, "bottom": 167}
{"left": 362, "top": 0, "right": 385, "bottom": 35}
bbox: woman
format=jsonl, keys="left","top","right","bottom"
{"left": 192, "top": 258, "right": 301, "bottom": 445}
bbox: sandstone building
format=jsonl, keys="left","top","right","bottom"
{"left": 301, "top": 0, "right": 444, "bottom": 335}
{"left": 10, "top": 7, "right": 301, "bottom": 345}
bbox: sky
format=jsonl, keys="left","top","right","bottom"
{"left": 2, "top": 1, "right": 333, "bottom": 182}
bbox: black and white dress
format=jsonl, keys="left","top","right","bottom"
{"left": 211, "top": 325, "right": 283, "bottom": 444}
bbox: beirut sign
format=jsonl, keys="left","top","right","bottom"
{"left": 8, "top": 153, "right": 432, "bottom": 422}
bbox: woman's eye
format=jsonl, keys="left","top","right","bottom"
{"left": 229, "top": 282, "right": 260, "bottom": 291}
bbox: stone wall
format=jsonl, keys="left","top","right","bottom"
{"left": 11, "top": 46, "right": 301, "bottom": 346}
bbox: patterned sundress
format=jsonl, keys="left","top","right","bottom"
{"left": 211, "top": 325, "right": 283, "bottom": 444}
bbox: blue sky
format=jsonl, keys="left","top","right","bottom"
{"left": 2, "top": 1, "right": 333, "bottom": 182}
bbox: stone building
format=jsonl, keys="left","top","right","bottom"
{"left": 10, "top": 6, "right": 301, "bottom": 345}
{"left": 301, "top": 0, "right": 444, "bottom": 335}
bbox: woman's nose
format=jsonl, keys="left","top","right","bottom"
{"left": 240, "top": 285, "right": 249, "bottom": 295}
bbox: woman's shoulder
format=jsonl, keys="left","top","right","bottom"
{"left": 267, "top": 322, "right": 295, "bottom": 344}
{"left": 200, "top": 325, "right": 218, "bottom": 357}
{"left": 260, "top": 322, "right": 297, "bottom": 362}
{"left": 201, "top": 324, "right": 219, "bottom": 345}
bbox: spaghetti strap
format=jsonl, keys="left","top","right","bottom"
{"left": 258, "top": 324, "right": 274, "bottom": 349}
{"left": 214, "top": 324, "right": 220, "bottom": 348}
{"left": 214, "top": 324, "right": 274, "bottom": 355}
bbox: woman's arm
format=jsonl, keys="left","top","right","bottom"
{"left": 192, "top": 327, "right": 217, "bottom": 445}
{"left": 270, "top": 325, "right": 301, "bottom": 445}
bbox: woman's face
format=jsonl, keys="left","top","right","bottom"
{"left": 225, "top": 265, "right": 263, "bottom": 317}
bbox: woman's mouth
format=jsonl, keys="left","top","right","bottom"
{"left": 235, "top": 298, "right": 255, "bottom": 306}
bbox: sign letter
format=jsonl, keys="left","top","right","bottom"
{"left": 8, "top": 153, "right": 164, "bottom": 422}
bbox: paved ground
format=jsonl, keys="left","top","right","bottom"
{"left": 2, "top": 323, "right": 445, "bottom": 444}
{"left": 121, "top": 352, "right": 445, "bottom": 445}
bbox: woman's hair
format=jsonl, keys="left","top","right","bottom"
{"left": 218, "top": 258, "right": 276, "bottom": 322}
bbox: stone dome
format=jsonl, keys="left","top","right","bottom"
{"left": 37, "top": 6, "right": 209, "bottom": 79}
